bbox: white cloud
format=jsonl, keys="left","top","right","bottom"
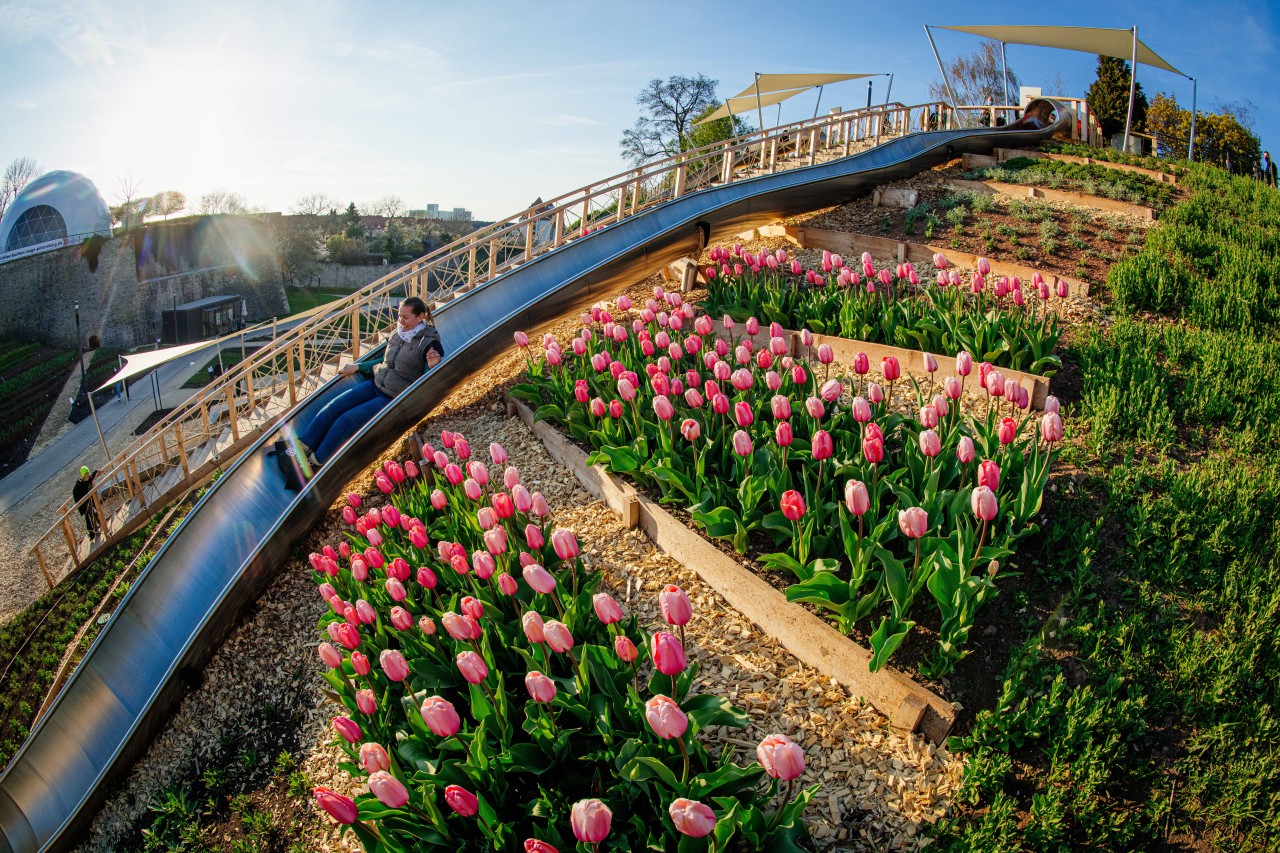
{"left": 14, "top": 99, "right": 37, "bottom": 109}
{"left": 535, "top": 113, "right": 602, "bottom": 127}
{"left": 0, "top": 0, "right": 134, "bottom": 65}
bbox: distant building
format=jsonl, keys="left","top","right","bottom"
{"left": 412, "top": 203, "right": 472, "bottom": 222}
{"left": 0, "top": 170, "right": 112, "bottom": 265}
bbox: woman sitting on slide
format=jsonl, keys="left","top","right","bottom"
{"left": 296, "top": 297, "right": 443, "bottom": 466}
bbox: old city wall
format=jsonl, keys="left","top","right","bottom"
{"left": 0, "top": 215, "right": 288, "bottom": 350}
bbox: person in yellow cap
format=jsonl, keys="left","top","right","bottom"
{"left": 72, "top": 466, "right": 100, "bottom": 540}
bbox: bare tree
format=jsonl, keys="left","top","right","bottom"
{"left": 929, "top": 40, "right": 1020, "bottom": 108}
{"left": 0, "top": 156, "right": 42, "bottom": 219}
{"left": 619, "top": 74, "right": 720, "bottom": 165}
{"left": 112, "top": 174, "right": 145, "bottom": 229}
{"left": 198, "top": 190, "right": 249, "bottom": 215}
{"left": 291, "top": 193, "right": 336, "bottom": 216}
{"left": 369, "top": 194, "right": 405, "bottom": 220}
{"left": 150, "top": 191, "right": 187, "bottom": 220}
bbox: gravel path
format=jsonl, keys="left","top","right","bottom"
{"left": 79, "top": 269, "right": 965, "bottom": 851}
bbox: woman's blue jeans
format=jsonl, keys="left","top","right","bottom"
{"left": 297, "top": 380, "right": 390, "bottom": 464}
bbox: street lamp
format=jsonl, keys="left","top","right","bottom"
{"left": 75, "top": 301, "right": 85, "bottom": 387}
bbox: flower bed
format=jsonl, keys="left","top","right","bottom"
{"left": 511, "top": 289, "right": 1064, "bottom": 678}
{"left": 963, "top": 156, "right": 1179, "bottom": 212}
{"left": 699, "top": 246, "right": 1064, "bottom": 376}
{"left": 306, "top": 439, "right": 819, "bottom": 851}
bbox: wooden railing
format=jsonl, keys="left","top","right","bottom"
{"left": 31, "top": 98, "right": 959, "bottom": 585}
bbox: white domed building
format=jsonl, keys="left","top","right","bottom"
{"left": 0, "top": 170, "right": 112, "bottom": 263}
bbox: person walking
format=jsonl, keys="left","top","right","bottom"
{"left": 1262, "top": 152, "right": 1274, "bottom": 187}
{"left": 294, "top": 297, "right": 443, "bottom": 468}
{"left": 72, "top": 466, "right": 100, "bottom": 540}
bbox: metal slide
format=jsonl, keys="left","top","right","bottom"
{"left": 0, "top": 101, "right": 1069, "bottom": 853}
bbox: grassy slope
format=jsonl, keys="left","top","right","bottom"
{"left": 934, "top": 163, "right": 1280, "bottom": 851}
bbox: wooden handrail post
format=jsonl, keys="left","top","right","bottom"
{"left": 34, "top": 545, "right": 53, "bottom": 589}
{"left": 286, "top": 349, "right": 297, "bottom": 406}
{"left": 61, "top": 516, "right": 79, "bottom": 566}
{"left": 843, "top": 120, "right": 851, "bottom": 156}
{"left": 174, "top": 421, "right": 190, "bottom": 477}
{"left": 525, "top": 220, "right": 535, "bottom": 259}
{"left": 200, "top": 401, "right": 211, "bottom": 442}
{"left": 350, "top": 307, "right": 361, "bottom": 357}
{"left": 630, "top": 174, "right": 641, "bottom": 215}
{"left": 92, "top": 491, "right": 108, "bottom": 538}
{"left": 580, "top": 190, "right": 591, "bottom": 235}
{"left": 615, "top": 186, "right": 627, "bottom": 222}
{"left": 467, "top": 245, "right": 478, "bottom": 288}
{"left": 488, "top": 238, "right": 497, "bottom": 281}
{"left": 129, "top": 460, "right": 147, "bottom": 508}
{"left": 226, "top": 386, "right": 239, "bottom": 441}
{"left": 158, "top": 429, "right": 169, "bottom": 464}
{"left": 553, "top": 209, "right": 564, "bottom": 247}
{"left": 769, "top": 139, "right": 778, "bottom": 174}
{"left": 673, "top": 165, "right": 686, "bottom": 199}
{"left": 808, "top": 129, "right": 818, "bottom": 166}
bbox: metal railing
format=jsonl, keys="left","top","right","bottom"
{"left": 30, "top": 97, "right": 981, "bottom": 583}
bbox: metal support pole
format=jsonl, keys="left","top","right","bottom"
{"left": 925, "top": 26, "right": 958, "bottom": 109}
{"left": 883, "top": 73, "right": 894, "bottom": 106}
{"left": 1188, "top": 77, "right": 1197, "bottom": 162}
{"left": 86, "top": 388, "right": 110, "bottom": 461}
{"left": 866, "top": 80, "right": 872, "bottom": 110}
{"left": 753, "top": 72, "right": 765, "bottom": 134}
{"left": 1123, "top": 26, "right": 1138, "bottom": 153}
{"left": 1000, "top": 42, "right": 1010, "bottom": 106}
{"left": 812, "top": 85, "right": 824, "bottom": 119}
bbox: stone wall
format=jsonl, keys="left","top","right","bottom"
{"left": 304, "top": 261, "right": 409, "bottom": 292}
{"left": 0, "top": 215, "right": 288, "bottom": 350}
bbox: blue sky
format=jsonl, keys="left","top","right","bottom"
{"left": 1, "top": 0, "right": 1274, "bottom": 221}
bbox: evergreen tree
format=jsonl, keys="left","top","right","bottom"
{"left": 343, "top": 202, "right": 364, "bottom": 239}
{"left": 1086, "top": 55, "right": 1147, "bottom": 139}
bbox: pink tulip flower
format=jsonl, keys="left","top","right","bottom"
{"left": 881, "top": 356, "right": 900, "bottom": 381}
{"left": 550, "top": 529, "right": 579, "bottom": 560}
{"left": 456, "top": 651, "right": 488, "bottom": 684}
{"left": 543, "top": 620, "right": 575, "bottom": 653}
{"left": 571, "top": 799, "right": 612, "bottom": 844}
{"left": 419, "top": 616, "right": 437, "bottom": 635}
{"left": 812, "top": 430, "right": 833, "bottom": 460}
{"left": 367, "top": 770, "right": 409, "bottom": 808}
{"left": 445, "top": 785, "right": 479, "bottom": 817}
{"left": 385, "top": 578, "right": 407, "bottom": 602}
{"left": 333, "top": 716, "right": 362, "bottom": 743}
{"left": 651, "top": 631, "right": 686, "bottom": 674}
{"left": 484, "top": 527, "right": 507, "bottom": 556}
{"left": 355, "top": 689, "right": 377, "bottom": 714}
{"left": 522, "top": 610, "right": 546, "bottom": 644}
{"left": 757, "top": 734, "right": 806, "bottom": 780}
{"left": 780, "top": 490, "right": 806, "bottom": 520}
{"left": 314, "top": 788, "right": 358, "bottom": 824}
{"left": 978, "top": 459, "right": 1001, "bottom": 491}
{"left": 956, "top": 351, "right": 973, "bottom": 376}
{"left": 919, "top": 405, "right": 939, "bottom": 429}
{"left": 732, "top": 430, "right": 753, "bottom": 457}
{"left": 594, "top": 592, "right": 624, "bottom": 625}
{"left": 771, "top": 395, "right": 792, "bottom": 420}
{"left": 389, "top": 606, "right": 413, "bottom": 632}
{"left": 862, "top": 433, "right": 884, "bottom": 465}
{"left": 868, "top": 383, "right": 884, "bottom": 404}
{"left": 669, "top": 799, "right": 717, "bottom": 838}
{"left": 1045, "top": 395, "right": 1060, "bottom": 414}
{"left": 998, "top": 417, "right": 1017, "bottom": 445}
{"left": 919, "top": 429, "right": 941, "bottom": 458}
{"left": 525, "top": 524, "right": 545, "bottom": 550}
{"left": 417, "top": 565, "right": 438, "bottom": 589}
{"left": 525, "top": 670, "right": 558, "bottom": 703}
{"left": 523, "top": 563, "right": 557, "bottom": 595}
{"left": 614, "top": 634, "right": 638, "bottom": 663}
{"left": 1041, "top": 411, "right": 1064, "bottom": 443}
{"left": 844, "top": 480, "right": 870, "bottom": 516}
{"left": 659, "top": 585, "right": 692, "bottom": 626}
{"left": 360, "top": 741, "right": 391, "bottom": 773}
{"left": 972, "top": 486, "right": 999, "bottom": 521}
{"left": 898, "top": 507, "right": 928, "bottom": 539}
{"left": 531, "top": 492, "right": 551, "bottom": 516}
{"left": 645, "top": 694, "right": 689, "bottom": 739}
{"left": 317, "top": 642, "right": 342, "bottom": 669}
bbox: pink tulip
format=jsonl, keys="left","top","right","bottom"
{"left": 429, "top": 489, "right": 447, "bottom": 511}
{"left": 525, "top": 670, "right": 558, "bottom": 703}
{"left": 444, "top": 463, "right": 464, "bottom": 485}
{"left": 419, "top": 616, "right": 437, "bottom": 635}
{"left": 523, "top": 563, "right": 557, "bottom": 595}
{"left": 355, "top": 689, "right": 377, "bottom": 714}
{"left": 514, "top": 331, "right": 530, "bottom": 347}
{"left": 1041, "top": 411, "right": 1064, "bottom": 443}
{"left": 978, "top": 459, "right": 1001, "bottom": 491}
{"left": 543, "top": 620, "right": 575, "bottom": 653}
{"left": 417, "top": 565, "right": 438, "bottom": 589}
{"left": 341, "top": 506, "right": 357, "bottom": 525}
{"left": 470, "top": 551, "right": 495, "bottom": 580}
{"left": 658, "top": 585, "right": 692, "bottom": 626}
{"left": 523, "top": 610, "right": 546, "bottom": 644}
{"left": 844, "top": 480, "right": 870, "bottom": 516}
{"left": 445, "top": 785, "right": 479, "bottom": 817}
{"left": 571, "top": 799, "right": 612, "bottom": 844}
{"left": 812, "top": 430, "right": 833, "bottom": 460}
{"left": 757, "top": 734, "right": 806, "bottom": 780}
{"left": 456, "top": 651, "right": 488, "bottom": 684}
{"left": 492, "top": 492, "right": 515, "bottom": 519}
{"left": 365, "top": 528, "right": 383, "bottom": 549}
{"left": 314, "top": 788, "right": 358, "bottom": 824}
{"left": 329, "top": 622, "right": 361, "bottom": 650}
{"left": 652, "top": 395, "right": 675, "bottom": 421}
{"left": 1045, "top": 395, "right": 1060, "bottom": 414}
{"left": 780, "top": 490, "right": 806, "bottom": 520}
{"left": 460, "top": 595, "right": 484, "bottom": 621}
{"left": 881, "top": 356, "right": 900, "bottom": 381}
{"left": 732, "top": 430, "right": 753, "bottom": 457}
{"left": 531, "top": 492, "right": 550, "bottom": 516}
{"left": 746, "top": 317, "right": 759, "bottom": 335}
{"left": 919, "top": 404, "right": 939, "bottom": 429}
{"left": 805, "top": 397, "right": 824, "bottom": 420}
{"left": 862, "top": 433, "right": 884, "bottom": 465}
{"left": 317, "top": 642, "right": 342, "bottom": 669}
{"left": 977, "top": 257, "right": 991, "bottom": 275}
{"left": 998, "top": 417, "right": 1017, "bottom": 445}
{"left": 756, "top": 349, "right": 773, "bottom": 371}
{"left": 525, "top": 524, "right": 545, "bottom": 551}
{"left": 464, "top": 478, "right": 482, "bottom": 501}
{"left": 733, "top": 401, "right": 754, "bottom": 427}
{"left": 932, "top": 395, "right": 950, "bottom": 419}
{"left": 594, "top": 592, "right": 624, "bottom": 625}
{"left": 868, "top": 382, "right": 884, "bottom": 404}
{"left": 360, "top": 741, "right": 391, "bottom": 773}
{"left": 388, "top": 606, "right": 413, "bottom": 632}
{"left": 956, "top": 351, "right": 973, "bottom": 377}
{"left": 651, "top": 631, "right": 687, "bottom": 674}
{"left": 898, "top": 507, "right": 928, "bottom": 539}
{"left": 442, "top": 611, "right": 479, "bottom": 641}
{"left": 614, "top": 634, "right": 639, "bottom": 663}
{"left": 972, "top": 486, "right": 999, "bottom": 521}
{"left": 367, "top": 770, "right": 409, "bottom": 808}
{"left": 546, "top": 530, "right": 576, "bottom": 562}
{"left": 933, "top": 252, "right": 948, "bottom": 269}
{"left": 919, "top": 429, "right": 941, "bottom": 458}
{"left": 355, "top": 599, "right": 377, "bottom": 624}
{"left": 669, "top": 799, "right": 717, "bottom": 838}
{"left": 645, "top": 694, "right": 689, "bottom": 739}
{"left": 333, "top": 716, "right": 362, "bottom": 743}
{"left": 771, "top": 395, "right": 792, "bottom": 420}
{"left": 484, "top": 526, "right": 508, "bottom": 556}
{"left": 944, "top": 377, "right": 962, "bottom": 400}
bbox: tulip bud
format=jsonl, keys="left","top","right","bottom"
{"left": 658, "top": 585, "right": 692, "bottom": 626}
{"left": 669, "top": 799, "right": 717, "bottom": 838}
{"left": 522, "top": 610, "right": 546, "bottom": 644}
{"left": 593, "top": 592, "right": 624, "bottom": 625}
{"left": 367, "top": 770, "right": 409, "bottom": 808}
{"left": 360, "top": 741, "right": 391, "bottom": 773}
{"left": 844, "top": 480, "right": 870, "bottom": 516}
{"left": 550, "top": 529, "right": 579, "bottom": 560}
{"left": 614, "top": 634, "right": 638, "bottom": 662}
{"left": 645, "top": 694, "right": 689, "bottom": 739}
{"left": 919, "top": 429, "right": 941, "bottom": 458}
{"left": 445, "top": 785, "right": 480, "bottom": 817}
{"left": 812, "top": 429, "right": 833, "bottom": 460}
{"left": 543, "top": 620, "right": 575, "bottom": 653}
{"left": 898, "top": 506, "right": 928, "bottom": 539}
{"left": 333, "top": 716, "right": 362, "bottom": 743}
{"left": 355, "top": 688, "right": 377, "bottom": 714}
{"left": 978, "top": 459, "right": 1001, "bottom": 491}
{"left": 314, "top": 788, "right": 359, "bottom": 824}
{"left": 571, "top": 799, "right": 612, "bottom": 844}
{"left": 780, "top": 489, "right": 806, "bottom": 520}
{"left": 757, "top": 733, "right": 806, "bottom": 780}
{"left": 651, "top": 631, "right": 686, "bottom": 674}
{"left": 972, "top": 485, "right": 998, "bottom": 521}
{"left": 456, "top": 651, "right": 488, "bottom": 684}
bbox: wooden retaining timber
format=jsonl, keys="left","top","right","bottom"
{"left": 949, "top": 178, "right": 1157, "bottom": 221}
{"left": 783, "top": 224, "right": 1090, "bottom": 299}
{"left": 507, "top": 397, "right": 957, "bottom": 742}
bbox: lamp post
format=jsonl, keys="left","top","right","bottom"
{"left": 74, "top": 301, "right": 85, "bottom": 387}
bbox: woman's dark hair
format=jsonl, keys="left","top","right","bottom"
{"left": 401, "top": 296, "right": 429, "bottom": 318}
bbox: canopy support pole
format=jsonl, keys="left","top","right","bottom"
{"left": 1000, "top": 42, "right": 1010, "bottom": 105}
{"left": 1188, "top": 76, "right": 1197, "bottom": 162}
{"left": 924, "top": 26, "right": 958, "bottom": 109}
{"left": 883, "top": 73, "right": 894, "bottom": 106}
{"left": 1123, "top": 25, "right": 1138, "bottom": 153}
{"left": 812, "top": 85, "right": 824, "bottom": 119}
{"left": 754, "top": 72, "right": 765, "bottom": 133}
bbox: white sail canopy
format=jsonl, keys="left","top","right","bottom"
{"left": 935, "top": 25, "right": 1183, "bottom": 75}
{"left": 733, "top": 72, "right": 878, "bottom": 98}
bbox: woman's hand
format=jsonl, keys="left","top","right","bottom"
{"left": 340, "top": 364, "right": 359, "bottom": 377}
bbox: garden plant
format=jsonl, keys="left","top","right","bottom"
{"left": 511, "top": 279, "right": 1065, "bottom": 676}
{"left": 308, "top": 439, "right": 817, "bottom": 851}
{"left": 698, "top": 246, "right": 1064, "bottom": 376}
